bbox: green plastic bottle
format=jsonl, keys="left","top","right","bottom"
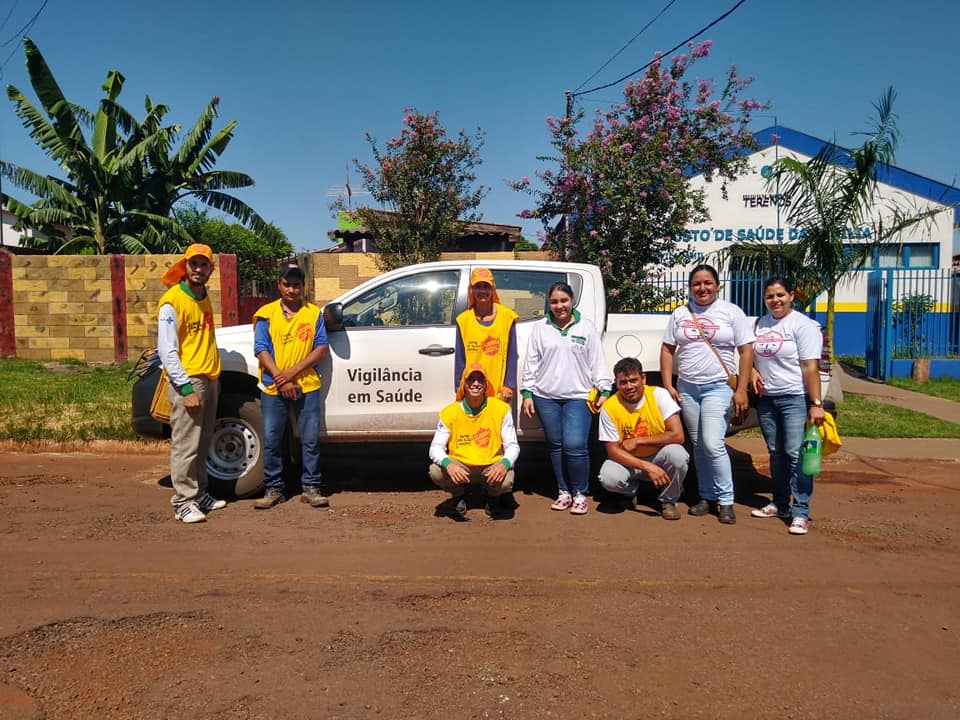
{"left": 800, "top": 423, "right": 822, "bottom": 476}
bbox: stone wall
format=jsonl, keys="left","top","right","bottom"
{"left": 0, "top": 250, "right": 236, "bottom": 363}
{"left": 0, "top": 249, "right": 553, "bottom": 363}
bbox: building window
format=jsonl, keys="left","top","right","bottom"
{"left": 846, "top": 243, "right": 939, "bottom": 270}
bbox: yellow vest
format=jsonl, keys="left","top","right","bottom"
{"left": 252, "top": 300, "right": 323, "bottom": 396}
{"left": 603, "top": 386, "right": 666, "bottom": 458}
{"left": 455, "top": 303, "right": 518, "bottom": 396}
{"left": 158, "top": 284, "right": 221, "bottom": 379}
{"left": 439, "top": 398, "right": 510, "bottom": 466}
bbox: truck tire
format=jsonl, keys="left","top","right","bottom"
{"left": 207, "top": 393, "right": 265, "bottom": 499}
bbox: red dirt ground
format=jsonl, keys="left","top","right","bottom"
{"left": 0, "top": 444, "right": 958, "bottom": 719}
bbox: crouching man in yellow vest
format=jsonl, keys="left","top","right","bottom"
{"left": 429, "top": 365, "right": 519, "bottom": 520}
{"left": 598, "top": 357, "right": 689, "bottom": 520}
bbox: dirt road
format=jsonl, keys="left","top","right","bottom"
{"left": 1, "top": 445, "right": 958, "bottom": 719}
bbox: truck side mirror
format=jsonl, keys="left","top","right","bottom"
{"left": 324, "top": 302, "right": 344, "bottom": 332}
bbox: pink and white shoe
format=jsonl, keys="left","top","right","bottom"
{"left": 570, "top": 493, "right": 589, "bottom": 515}
{"left": 789, "top": 516, "right": 810, "bottom": 535}
{"left": 550, "top": 491, "right": 573, "bottom": 511}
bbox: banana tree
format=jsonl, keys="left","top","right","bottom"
{"left": 1, "top": 38, "right": 271, "bottom": 254}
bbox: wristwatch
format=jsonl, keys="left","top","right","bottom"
{"left": 810, "top": 399, "right": 823, "bottom": 407}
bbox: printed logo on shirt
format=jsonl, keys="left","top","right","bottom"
{"left": 682, "top": 316, "right": 719, "bottom": 342}
{"left": 632, "top": 417, "right": 649, "bottom": 437}
{"left": 295, "top": 322, "right": 312, "bottom": 342}
{"left": 755, "top": 330, "right": 785, "bottom": 357}
{"left": 570, "top": 334, "right": 587, "bottom": 346}
{"left": 481, "top": 335, "right": 501, "bottom": 356}
{"left": 184, "top": 311, "right": 214, "bottom": 335}
{"left": 473, "top": 427, "right": 492, "bottom": 448}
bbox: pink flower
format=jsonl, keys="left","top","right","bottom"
{"left": 620, "top": 142, "right": 633, "bottom": 154}
{"left": 519, "top": 209, "right": 533, "bottom": 218}
{"left": 589, "top": 230, "right": 598, "bottom": 237}
{"left": 692, "top": 40, "right": 712, "bottom": 59}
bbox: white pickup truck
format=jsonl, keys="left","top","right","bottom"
{"left": 131, "top": 259, "right": 831, "bottom": 497}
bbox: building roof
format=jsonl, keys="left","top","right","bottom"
{"left": 753, "top": 126, "right": 960, "bottom": 226}
{"left": 326, "top": 212, "right": 522, "bottom": 249}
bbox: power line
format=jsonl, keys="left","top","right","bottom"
{"left": 0, "top": 0, "right": 49, "bottom": 77}
{"left": 0, "top": 0, "right": 23, "bottom": 38}
{"left": 573, "top": 0, "right": 677, "bottom": 94}
{"left": 573, "top": 0, "right": 748, "bottom": 98}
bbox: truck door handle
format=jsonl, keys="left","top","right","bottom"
{"left": 418, "top": 345, "right": 455, "bottom": 356}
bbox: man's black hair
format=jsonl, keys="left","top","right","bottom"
{"left": 613, "top": 356, "right": 644, "bottom": 377}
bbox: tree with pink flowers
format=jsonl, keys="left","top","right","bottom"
{"left": 345, "top": 109, "right": 487, "bottom": 270}
{"left": 516, "top": 41, "right": 766, "bottom": 311}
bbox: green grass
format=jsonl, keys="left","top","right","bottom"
{"left": 0, "top": 358, "right": 140, "bottom": 442}
{"left": 835, "top": 392, "right": 960, "bottom": 438}
{"left": 888, "top": 377, "right": 960, "bottom": 403}
{"left": 2, "top": 357, "right": 960, "bottom": 443}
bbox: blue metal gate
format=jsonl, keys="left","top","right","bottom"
{"left": 865, "top": 269, "right": 892, "bottom": 380}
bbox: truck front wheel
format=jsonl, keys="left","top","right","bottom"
{"left": 207, "top": 393, "right": 265, "bottom": 498}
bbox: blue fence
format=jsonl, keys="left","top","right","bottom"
{"left": 644, "top": 268, "right": 960, "bottom": 379}
{"left": 865, "top": 268, "right": 960, "bottom": 379}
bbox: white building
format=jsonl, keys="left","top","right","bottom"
{"left": 682, "top": 126, "right": 960, "bottom": 356}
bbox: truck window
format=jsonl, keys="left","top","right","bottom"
{"left": 489, "top": 269, "right": 575, "bottom": 321}
{"left": 341, "top": 270, "right": 460, "bottom": 328}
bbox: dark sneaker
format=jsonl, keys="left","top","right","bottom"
{"left": 688, "top": 500, "right": 711, "bottom": 516}
{"left": 660, "top": 502, "right": 681, "bottom": 520}
{"left": 301, "top": 486, "right": 329, "bottom": 508}
{"left": 436, "top": 495, "right": 467, "bottom": 519}
{"left": 253, "top": 488, "right": 286, "bottom": 510}
{"left": 718, "top": 504, "right": 737, "bottom": 524}
{"left": 484, "top": 496, "right": 501, "bottom": 518}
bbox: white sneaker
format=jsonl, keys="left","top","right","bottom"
{"left": 175, "top": 503, "right": 207, "bottom": 524}
{"left": 197, "top": 492, "right": 227, "bottom": 512}
{"left": 788, "top": 516, "right": 809, "bottom": 535}
{"left": 570, "top": 494, "right": 589, "bottom": 515}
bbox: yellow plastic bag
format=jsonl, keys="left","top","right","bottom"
{"left": 819, "top": 411, "right": 841, "bottom": 457}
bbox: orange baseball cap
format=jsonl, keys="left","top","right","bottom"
{"left": 161, "top": 244, "right": 216, "bottom": 286}
{"left": 468, "top": 267, "right": 500, "bottom": 307}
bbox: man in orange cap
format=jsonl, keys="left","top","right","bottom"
{"left": 454, "top": 267, "right": 518, "bottom": 403}
{"left": 157, "top": 244, "right": 225, "bottom": 524}
{"left": 429, "top": 365, "right": 519, "bottom": 520}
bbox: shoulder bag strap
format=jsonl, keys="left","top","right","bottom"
{"left": 689, "top": 309, "right": 736, "bottom": 379}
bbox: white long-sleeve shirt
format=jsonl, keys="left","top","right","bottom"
{"left": 521, "top": 311, "right": 612, "bottom": 400}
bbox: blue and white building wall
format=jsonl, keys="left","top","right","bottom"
{"left": 682, "top": 127, "right": 959, "bottom": 357}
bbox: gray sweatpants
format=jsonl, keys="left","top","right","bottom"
{"left": 598, "top": 444, "right": 689, "bottom": 504}
{"left": 428, "top": 462, "right": 515, "bottom": 497}
{"left": 168, "top": 376, "right": 219, "bottom": 510}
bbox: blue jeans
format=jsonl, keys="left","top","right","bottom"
{"left": 261, "top": 390, "right": 322, "bottom": 490}
{"left": 533, "top": 395, "right": 593, "bottom": 496}
{"left": 677, "top": 378, "right": 735, "bottom": 505}
{"left": 756, "top": 393, "right": 813, "bottom": 519}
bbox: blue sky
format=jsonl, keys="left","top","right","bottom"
{"left": 0, "top": 0, "right": 957, "bottom": 252}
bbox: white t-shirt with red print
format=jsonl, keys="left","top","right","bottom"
{"left": 661, "top": 300, "right": 755, "bottom": 386}
{"left": 752, "top": 310, "right": 822, "bottom": 396}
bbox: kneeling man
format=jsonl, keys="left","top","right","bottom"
{"left": 598, "top": 357, "right": 689, "bottom": 520}
{"left": 429, "top": 365, "right": 519, "bottom": 519}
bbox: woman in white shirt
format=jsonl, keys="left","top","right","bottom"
{"left": 660, "top": 264, "right": 755, "bottom": 525}
{"left": 521, "top": 282, "right": 612, "bottom": 515}
{"left": 749, "top": 276, "right": 826, "bottom": 536}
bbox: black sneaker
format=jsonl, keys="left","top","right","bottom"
{"left": 253, "top": 488, "right": 286, "bottom": 510}
{"left": 301, "top": 486, "right": 329, "bottom": 508}
{"left": 688, "top": 500, "right": 712, "bottom": 516}
{"left": 718, "top": 504, "right": 737, "bottom": 524}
